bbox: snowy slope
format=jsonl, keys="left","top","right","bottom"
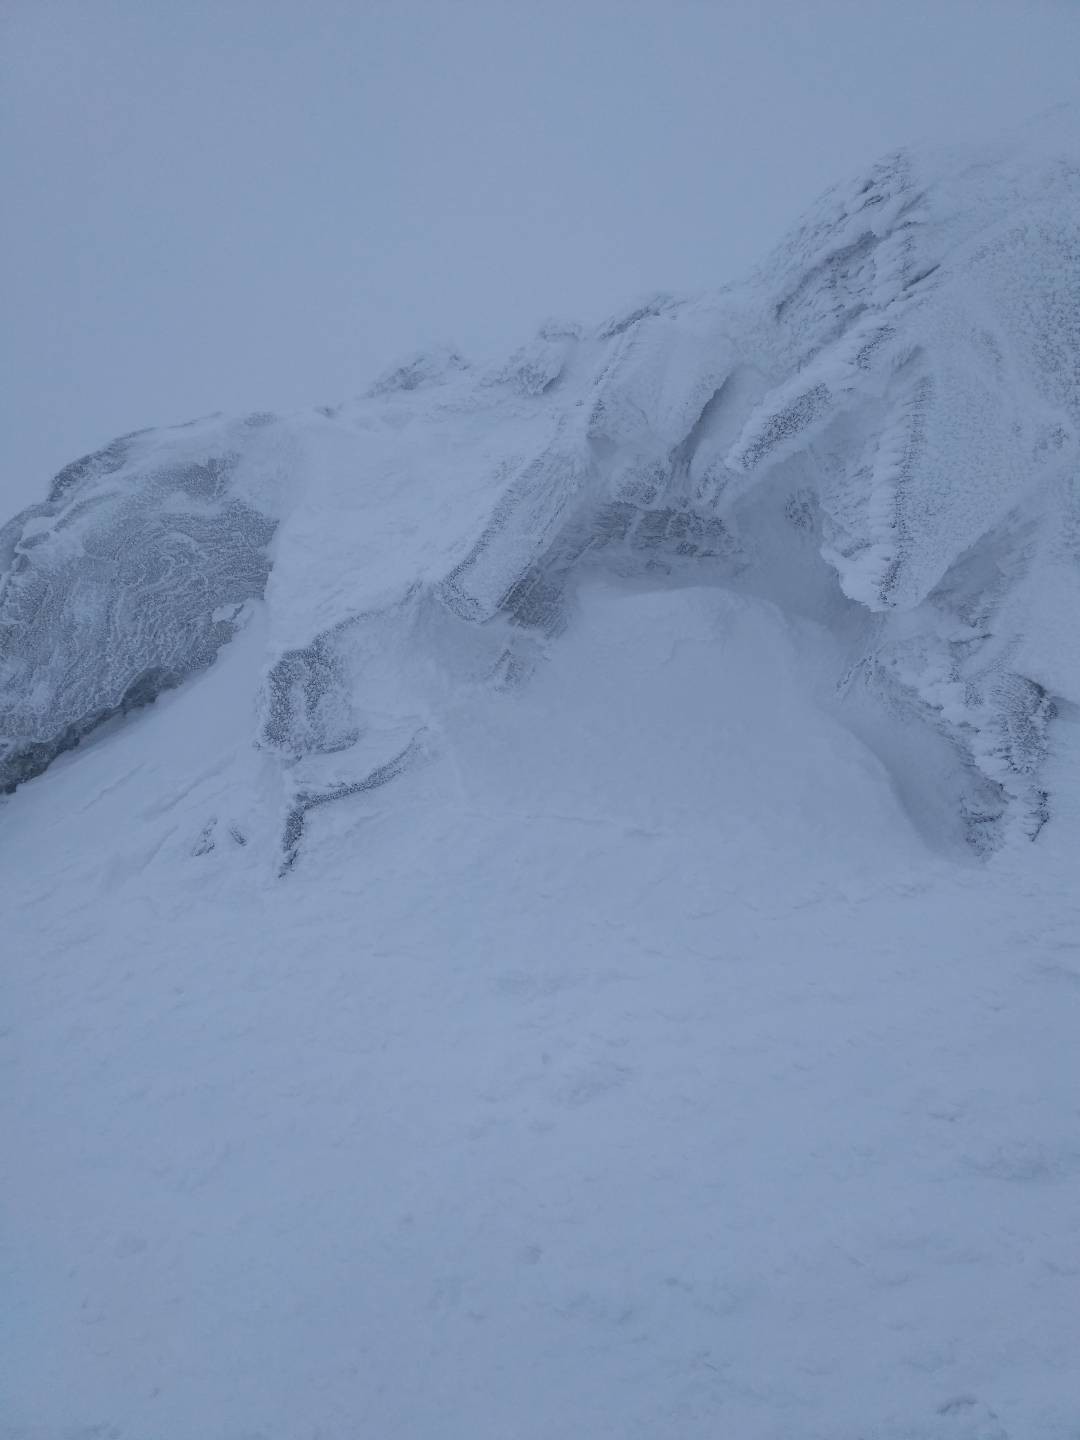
{"left": 4, "top": 115, "right": 1080, "bottom": 1439}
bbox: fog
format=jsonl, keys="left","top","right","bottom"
{"left": 3, "top": 0, "right": 1079, "bottom": 511}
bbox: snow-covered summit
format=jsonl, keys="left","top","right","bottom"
{"left": 3, "top": 113, "right": 1079, "bottom": 851}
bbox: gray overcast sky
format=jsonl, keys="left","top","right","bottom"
{"left": 3, "top": 0, "right": 1080, "bottom": 513}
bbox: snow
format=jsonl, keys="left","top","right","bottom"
{"left": 5, "top": 581, "right": 1080, "bottom": 1439}
{"left": 4, "top": 114, "right": 1080, "bottom": 1437}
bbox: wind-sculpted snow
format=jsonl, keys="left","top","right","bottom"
{"left": 731, "top": 138, "right": 1080, "bottom": 615}
{"left": 727, "top": 118, "right": 1080, "bottom": 838}
{"left": 2, "top": 113, "right": 1079, "bottom": 851}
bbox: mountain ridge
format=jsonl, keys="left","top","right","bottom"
{"left": 3, "top": 112, "right": 1079, "bottom": 856}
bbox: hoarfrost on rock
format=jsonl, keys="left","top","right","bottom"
{"left": 0, "top": 418, "right": 279, "bottom": 791}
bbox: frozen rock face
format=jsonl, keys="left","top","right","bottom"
{"left": 733, "top": 123, "right": 1080, "bottom": 837}
{"left": 0, "top": 417, "right": 279, "bottom": 791}
{"left": 2, "top": 113, "right": 1079, "bottom": 850}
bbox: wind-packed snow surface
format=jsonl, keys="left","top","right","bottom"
{"left": 4, "top": 116, "right": 1080, "bottom": 1438}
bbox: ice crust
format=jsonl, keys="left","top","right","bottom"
{"left": 2, "top": 115, "right": 1079, "bottom": 845}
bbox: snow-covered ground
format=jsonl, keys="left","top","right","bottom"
{"left": 4, "top": 116, "right": 1080, "bottom": 1438}
{"left": 6, "top": 577, "right": 1080, "bottom": 1439}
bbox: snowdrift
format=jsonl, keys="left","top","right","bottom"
{"left": 3, "top": 114, "right": 1079, "bottom": 852}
